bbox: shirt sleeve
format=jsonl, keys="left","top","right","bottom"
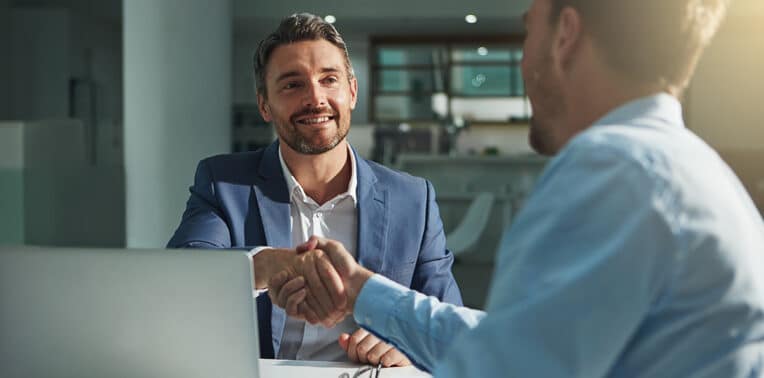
{"left": 430, "top": 142, "right": 676, "bottom": 377}
{"left": 247, "top": 246, "right": 271, "bottom": 298}
{"left": 354, "top": 274, "right": 486, "bottom": 372}
{"left": 353, "top": 140, "right": 676, "bottom": 377}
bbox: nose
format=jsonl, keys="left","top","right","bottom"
{"left": 302, "top": 81, "right": 327, "bottom": 108}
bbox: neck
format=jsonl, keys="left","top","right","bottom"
{"left": 559, "top": 53, "right": 670, "bottom": 147}
{"left": 280, "top": 140, "right": 352, "bottom": 205}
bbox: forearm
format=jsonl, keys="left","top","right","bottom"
{"left": 353, "top": 274, "right": 486, "bottom": 373}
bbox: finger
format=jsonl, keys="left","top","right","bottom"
{"left": 285, "top": 288, "right": 307, "bottom": 317}
{"left": 276, "top": 276, "right": 305, "bottom": 309}
{"left": 303, "top": 289, "right": 329, "bottom": 322}
{"left": 303, "top": 255, "right": 336, "bottom": 319}
{"left": 327, "top": 309, "right": 347, "bottom": 328}
{"left": 295, "top": 237, "right": 318, "bottom": 254}
{"left": 338, "top": 333, "right": 351, "bottom": 352}
{"left": 316, "top": 256, "right": 347, "bottom": 310}
{"left": 355, "top": 333, "right": 379, "bottom": 365}
{"left": 381, "top": 348, "right": 411, "bottom": 367}
{"left": 314, "top": 239, "right": 350, "bottom": 270}
{"left": 267, "top": 270, "right": 290, "bottom": 300}
{"left": 298, "top": 302, "right": 320, "bottom": 325}
{"left": 347, "top": 329, "right": 368, "bottom": 363}
{"left": 366, "top": 342, "right": 393, "bottom": 366}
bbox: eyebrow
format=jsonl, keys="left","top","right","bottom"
{"left": 274, "top": 67, "right": 343, "bottom": 83}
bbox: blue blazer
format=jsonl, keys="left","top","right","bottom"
{"left": 168, "top": 141, "right": 462, "bottom": 358}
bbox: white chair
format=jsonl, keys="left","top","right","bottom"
{"left": 446, "top": 192, "right": 495, "bottom": 257}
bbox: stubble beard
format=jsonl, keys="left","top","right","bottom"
{"left": 526, "top": 53, "right": 566, "bottom": 156}
{"left": 278, "top": 110, "right": 350, "bottom": 155}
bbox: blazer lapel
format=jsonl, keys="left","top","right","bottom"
{"left": 254, "top": 141, "right": 291, "bottom": 248}
{"left": 355, "top": 151, "right": 389, "bottom": 273}
{"left": 252, "top": 141, "right": 291, "bottom": 357}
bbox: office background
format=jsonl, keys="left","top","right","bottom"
{"left": 1, "top": 0, "right": 762, "bottom": 308}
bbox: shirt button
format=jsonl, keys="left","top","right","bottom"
{"left": 365, "top": 317, "right": 372, "bottom": 325}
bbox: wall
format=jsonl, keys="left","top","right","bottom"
{"left": 124, "top": 0, "right": 232, "bottom": 248}
{"left": 0, "top": 0, "right": 10, "bottom": 119}
{"left": 10, "top": 8, "right": 71, "bottom": 120}
{"left": 68, "top": 8, "right": 124, "bottom": 167}
{"left": 0, "top": 122, "right": 24, "bottom": 244}
{"left": 7, "top": 4, "right": 123, "bottom": 167}
{"left": 688, "top": 0, "right": 764, "bottom": 211}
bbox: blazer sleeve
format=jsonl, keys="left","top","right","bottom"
{"left": 167, "top": 159, "right": 232, "bottom": 248}
{"left": 410, "top": 180, "right": 464, "bottom": 306}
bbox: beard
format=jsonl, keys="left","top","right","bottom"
{"left": 277, "top": 106, "right": 350, "bottom": 155}
{"left": 525, "top": 50, "right": 566, "bottom": 156}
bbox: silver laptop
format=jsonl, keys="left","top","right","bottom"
{"left": 0, "top": 246, "right": 260, "bottom": 378}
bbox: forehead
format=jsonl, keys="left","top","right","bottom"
{"left": 266, "top": 39, "right": 348, "bottom": 79}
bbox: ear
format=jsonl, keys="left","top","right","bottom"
{"left": 257, "top": 93, "right": 273, "bottom": 122}
{"left": 349, "top": 77, "right": 358, "bottom": 110}
{"left": 552, "top": 6, "right": 583, "bottom": 71}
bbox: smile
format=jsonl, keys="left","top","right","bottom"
{"left": 296, "top": 116, "right": 335, "bottom": 125}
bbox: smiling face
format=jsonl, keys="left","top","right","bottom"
{"left": 258, "top": 39, "right": 358, "bottom": 155}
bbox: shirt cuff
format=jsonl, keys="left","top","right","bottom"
{"left": 353, "top": 274, "right": 409, "bottom": 332}
{"left": 247, "top": 246, "right": 270, "bottom": 298}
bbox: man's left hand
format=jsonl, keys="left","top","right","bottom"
{"left": 338, "top": 328, "right": 411, "bottom": 367}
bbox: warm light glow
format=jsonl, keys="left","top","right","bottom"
{"left": 324, "top": 15, "right": 336, "bottom": 24}
{"left": 465, "top": 14, "right": 478, "bottom": 24}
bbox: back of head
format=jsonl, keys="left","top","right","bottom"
{"left": 549, "top": 0, "right": 730, "bottom": 94}
{"left": 253, "top": 13, "right": 354, "bottom": 98}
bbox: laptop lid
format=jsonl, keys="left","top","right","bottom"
{"left": 0, "top": 246, "right": 260, "bottom": 378}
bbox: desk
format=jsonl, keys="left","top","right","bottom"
{"left": 259, "top": 359, "right": 432, "bottom": 377}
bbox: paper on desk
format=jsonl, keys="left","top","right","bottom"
{"left": 259, "top": 359, "right": 432, "bottom": 378}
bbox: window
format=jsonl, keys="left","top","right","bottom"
{"left": 371, "top": 36, "right": 529, "bottom": 124}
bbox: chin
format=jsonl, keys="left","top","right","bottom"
{"left": 528, "top": 120, "right": 558, "bottom": 156}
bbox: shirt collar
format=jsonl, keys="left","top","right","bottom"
{"left": 277, "top": 143, "right": 358, "bottom": 206}
{"left": 592, "top": 92, "right": 684, "bottom": 129}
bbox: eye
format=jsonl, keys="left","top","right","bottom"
{"left": 323, "top": 76, "right": 340, "bottom": 85}
{"left": 283, "top": 81, "right": 302, "bottom": 90}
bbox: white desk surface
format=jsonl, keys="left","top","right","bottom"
{"left": 259, "top": 359, "right": 432, "bottom": 378}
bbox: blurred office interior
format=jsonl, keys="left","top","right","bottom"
{"left": 0, "top": 0, "right": 762, "bottom": 308}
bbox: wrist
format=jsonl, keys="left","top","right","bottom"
{"left": 345, "top": 267, "right": 374, "bottom": 313}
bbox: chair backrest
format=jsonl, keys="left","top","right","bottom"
{"left": 446, "top": 192, "right": 495, "bottom": 256}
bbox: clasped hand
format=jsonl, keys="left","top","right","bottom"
{"left": 267, "top": 236, "right": 411, "bottom": 367}
{"left": 267, "top": 236, "right": 360, "bottom": 327}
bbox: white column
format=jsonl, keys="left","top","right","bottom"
{"left": 124, "top": 0, "right": 232, "bottom": 248}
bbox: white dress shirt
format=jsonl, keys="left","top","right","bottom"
{"left": 253, "top": 144, "right": 360, "bottom": 361}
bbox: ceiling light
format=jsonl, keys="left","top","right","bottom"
{"left": 324, "top": 15, "right": 336, "bottom": 24}
{"left": 465, "top": 14, "right": 477, "bottom": 24}
{"left": 477, "top": 46, "right": 488, "bottom": 56}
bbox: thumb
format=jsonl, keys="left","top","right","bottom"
{"left": 296, "top": 236, "right": 319, "bottom": 254}
{"left": 338, "top": 333, "right": 351, "bottom": 352}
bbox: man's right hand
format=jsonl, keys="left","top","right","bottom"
{"left": 253, "top": 246, "right": 347, "bottom": 327}
{"left": 268, "top": 237, "right": 374, "bottom": 325}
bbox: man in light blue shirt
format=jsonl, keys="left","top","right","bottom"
{"left": 268, "top": 0, "right": 764, "bottom": 376}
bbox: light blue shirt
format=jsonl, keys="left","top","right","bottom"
{"left": 354, "top": 94, "right": 764, "bottom": 377}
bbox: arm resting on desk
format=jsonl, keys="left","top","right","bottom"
{"left": 353, "top": 274, "right": 486, "bottom": 373}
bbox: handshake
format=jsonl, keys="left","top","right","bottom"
{"left": 260, "top": 236, "right": 411, "bottom": 367}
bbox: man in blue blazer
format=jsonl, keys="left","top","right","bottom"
{"left": 167, "top": 13, "right": 462, "bottom": 365}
